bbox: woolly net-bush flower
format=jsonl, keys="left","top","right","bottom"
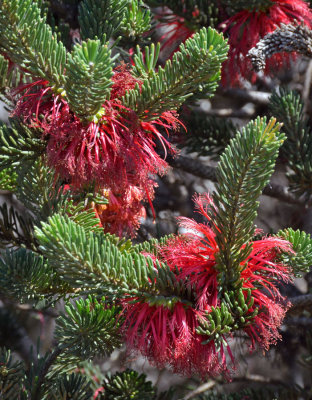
{"left": 121, "top": 193, "right": 294, "bottom": 377}
{"left": 13, "top": 67, "right": 181, "bottom": 236}
{"left": 222, "top": 0, "right": 312, "bottom": 85}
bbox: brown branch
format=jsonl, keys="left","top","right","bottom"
{"left": 167, "top": 154, "right": 307, "bottom": 206}
{"left": 221, "top": 88, "right": 271, "bottom": 105}
{"left": 288, "top": 294, "right": 312, "bottom": 315}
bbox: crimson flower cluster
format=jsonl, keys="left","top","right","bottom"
{"left": 121, "top": 194, "right": 294, "bottom": 377}
{"left": 13, "top": 67, "right": 180, "bottom": 236}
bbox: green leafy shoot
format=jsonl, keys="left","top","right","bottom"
{"left": 54, "top": 296, "right": 121, "bottom": 359}
{"left": 102, "top": 369, "right": 157, "bottom": 400}
{"left": 35, "top": 214, "right": 190, "bottom": 305}
{"left": 65, "top": 39, "right": 115, "bottom": 121}
{"left": 270, "top": 89, "right": 312, "bottom": 198}
{"left": 0, "top": 167, "right": 17, "bottom": 191}
{"left": 120, "top": 0, "right": 152, "bottom": 40}
{"left": 78, "top": 0, "right": 128, "bottom": 40}
{"left": 0, "top": 348, "right": 25, "bottom": 398}
{"left": 0, "top": 118, "right": 46, "bottom": 171}
{"left": 16, "top": 159, "right": 69, "bottom": 224}
{"left": 124, "top": 27, "right": 228, "bottom": 120}
{"left": 0, "top": 0, "right": 67, "bottom": 88}
{"left": 211, "top": 117, "right": 285, "bottom": 288}
{"left": 132, "top": 42, "right": 160, "bottom": 78}
{"left": 0, "top": 248, "right": 70, "bottom": 304}
{"left": 277, "top": 228, "right": 312, "bottom": 277}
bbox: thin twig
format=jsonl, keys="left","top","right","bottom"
{"left": 221, "top": 88, "right": 271, "bottom": 105}
{"left": 179, "top": 381, "right": 217, "bottom": 400}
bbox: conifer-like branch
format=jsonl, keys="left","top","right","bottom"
{"left": 269, "top": 89, "right": 312, "bottom": 198}
{"left": 124, "top": 27, "right": 228, "bottom": 120}
{"left": 35, "top": 214, "right": 157, "bottom": 293}
{"left": 54, "top": 297, "right": 121, "bottom": 359}
{"left": 211, "top": 117, "right": 285, "bottom": 287}
{"left": 0, "top": 0, "right": 66, "bottom": 87}
{"left": 65, "top": 39, "right": 115, "bottom": 121}
{"left": 78, "top": 0, "right": 128, "bottom": 41}
{"left": 277, "top": 228, "right": 312, "bottom": 277}
{"left": 0, "top": 118, "right": 46, "bottom": 171}
{"left": 0, "top": 248, "right": 69, "bottom": 303}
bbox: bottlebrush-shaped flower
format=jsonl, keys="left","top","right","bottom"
{"left": 12, "top": 67, "right": 181, "bottom": 235}
{"left": 121, "top": 193, "right": 294, "bottom": 377}
{"left": 222, "top": 0, "right": 312, "bottom": 85}
{"left": 122, "top": 298, "right": 230, "bottom": 378}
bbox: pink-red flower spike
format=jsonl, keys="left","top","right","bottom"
{"left": 121, "top": 193, "right": 294, "bottom": 377}
{"left": 13, "top": 66, "right": 183, "bottom": 236}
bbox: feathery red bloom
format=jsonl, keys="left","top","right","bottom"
{"left": 222, "top": 0, "right": 312, "bottom": 85}
{"left": 121, "top": 193, "right": 294, "bottom": 377}
{"left": 162, "top": 194, "right": 293, "bottom": 347}
{"left": 12, "top": 67, "right": 182, "bottom": 235}
{"left": 122, "top": 298, "right": 229, "bottom": 378}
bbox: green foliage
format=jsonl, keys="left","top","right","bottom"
{"left": 0, "top": 118, "right": 46, "bottom": 171}
{"left": 55, "top": 297, "right": 121, "bottom": 359}
{"left": 65, "top": 39, "right": 115, "bottom": 120}
{"left": 35, "top": 213, "right": 158, "bottom": 292}
{"left": 277, "top": 228, "right": 312, "bottom": 277}
{"left": 101, "top": 369, "right": 157, "bottom": 400}
{"left": 0, "top": 167, "right": 17, "bottom": 191}
{"left": 78, "top": 0, "right": 128, "bottom": 40}
{"left": 196, "top": 288, "right": 258, "bottom": 347}
{"left": 66, "top": 200, "right": 105, "bottom": 235}
{"left": 0, "top": 54, "right": 9, "bottom": 88}
{"left": 120, "top": 1, "right": 152, "bottom": 40}
{"left": 211, "top": 117, "right": 285, "bottom": 288}
{"left": 0, "top": 202, "right": 36, "bottom": 249}
{"left": 131, "top": 42, "right": 160, "bottom": 78}
{"left": 16, "top": 159, "right": 68, "bottom": 224}
{"left": 50, "top": 374, "right": 93, "bottom": 400}
{"left": 182, "top": 114, "right": 237, "bottom": 158}
{"left": 124, "top": 27, "right": 228, "bottom": 119}
{"left": 132, "top": 234, "right": 175, "bottom": 255}
{"left": 35, "top": 214, "right": 189, "bottom": 305}
{"left": 0, "top": 248, "right": 69, "bottom": 303}
{"left": 196, "top": 302, "right": 234, "bottom": 346}
{"left": 269, "top": 89, "right": 312, "bottom": 198}
{"left": 0, "top": 0, "right": 67, "bottom": 87}
{"left": 0, "top": 348, "right": 25, "bottom": 399}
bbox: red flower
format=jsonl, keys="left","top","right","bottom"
{"left": 13, "top": 67, "right": 182, "bottom": 235}
{"left": 121, "top": 193, "right": 294, "bottom": 376}
{"left": 122, "top": 298, "right": 229, "bottom": 378}
{"left": 222, "top": 0, "right": 312, "bottom": 85}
